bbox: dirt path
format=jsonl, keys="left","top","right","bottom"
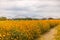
{"left": 37, "top": 27, "right": 57, "bottom": 40}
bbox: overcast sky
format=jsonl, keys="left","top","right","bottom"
{"left": 0, "top": 0, "right": 60, "bottom": 18}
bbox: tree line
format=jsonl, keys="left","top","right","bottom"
{"left": 0, "top": 17, "right": 59, "bottom": 21}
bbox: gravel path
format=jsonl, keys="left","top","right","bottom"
{"left": 37, "top": 28, "right": 57, "bottom": 40}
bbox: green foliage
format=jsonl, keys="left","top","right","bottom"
{"left": 0, "top": 17, "right": 7, "bottom": 21}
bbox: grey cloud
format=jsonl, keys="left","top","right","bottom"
{"left": 5, "top": 7, "right": 30, "bottom": 11}
{"left": 0, "top": 0, "right": 60, "bottom": 18}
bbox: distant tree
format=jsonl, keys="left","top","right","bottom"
{"left": 12, "top": 17, "right": 38, "bottom": 20}
{"left": 42, "top": 18, "right": 47, "bottom": 20}
{"left": 48, "top": 17, "right": 54, "bottom": 20}
{"left": 0, "top": 17, "right": 7, "bottom": 20}
{"left": 24, "top": 18, "right": 32, "bottom": 20}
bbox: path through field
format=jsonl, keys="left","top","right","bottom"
{"left": 37, "top": 27, "right": 57, "bottom": 40}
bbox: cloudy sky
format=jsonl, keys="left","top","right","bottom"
{"left": 0, "top": 0, "right": 60, "bottom": 18}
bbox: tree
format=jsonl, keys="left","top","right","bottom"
{"left": 0, "top": 17, "right": 7, "bottom": 20}
{"left": 42, "top": 18, "right": 47, "bottom": 20}
{"left": 48, "top": 17, "right": 54, "bottom": 20}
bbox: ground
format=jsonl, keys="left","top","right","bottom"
{"left": 37, "top": 27, "right": 57, "bottom": 40}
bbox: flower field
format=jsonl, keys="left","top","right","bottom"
{"left": 54, "top": 25, "right": 60, "bottom": 40}
{"left": 0, "top": 20, "right": 60, "bottom": 40}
